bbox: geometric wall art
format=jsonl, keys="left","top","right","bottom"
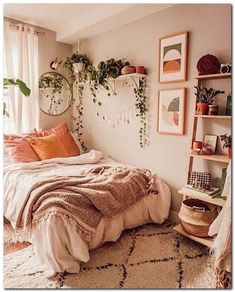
{"left": 159, "top": 32, "right": 189, "bottom": 83}
{"left": 158, "top": 88, "right": 186, "bottom": 135}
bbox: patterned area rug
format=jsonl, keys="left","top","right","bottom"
{"left": 4, "top": 223, "right": 215, "bottom": 288}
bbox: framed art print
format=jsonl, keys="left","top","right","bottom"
{"left": 159, "top": 32, "right": 188, "bottom": 83}
{"left": 203, "top": 134, "right": 218, "bottom": 154}
{"left": 158, "top": 88, "right": 186, "bottom": 135}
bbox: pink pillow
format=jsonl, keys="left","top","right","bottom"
{"left": 40, "top": 123, "right": 80, "bottom": 157}
{"left": 4, "top": 135, "right": 40, "bottom": 163}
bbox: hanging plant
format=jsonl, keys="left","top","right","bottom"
{"left": 133, "top": 77, "right": 149, "bottom": 148}
{"left": 72, "top": 84, "right": 87, "bottom": 152}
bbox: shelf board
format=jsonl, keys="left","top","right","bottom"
{"left": 178, "top": 187, "right": 225, "bottom": 207}
{"left": 113, "top": 73, "right": 147, "bottom": 81}
{"left": 194, "top": 114, "right": 231, "bottom": 119}
{"left": 173, "top": 224, "right": 214, "bottom": 248}
{"left": 75, "top": 73, "right": 147, "bottom": 85}
{"left": 190, "top": 152, "right": 230, "bottom": 163}
{"left": 195, "top": 73, "right": 231, "bottom": 80}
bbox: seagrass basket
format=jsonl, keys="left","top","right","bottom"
{"left": 179, "top": 198, "right": 218, "bottom": 238}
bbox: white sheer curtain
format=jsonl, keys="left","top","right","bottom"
{"left": 4, "top": 21, "right": 39, "bottom": 133}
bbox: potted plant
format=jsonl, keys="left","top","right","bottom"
{"left": 194, "top": 86, "right": 224, "bottom": 115}
{"left": 94, "top": 58, "right": 129, "bottom": 95}
{"left": 220, "top": 134, "right": 232, "bottom": 159}
{"left": 63, "top": 52, "right": 92, "bottom": 75}
{"left": 3, "top": 78, "right": 31, "bottom": 117}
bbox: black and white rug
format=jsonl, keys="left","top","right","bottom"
{"left": 4, "top": 223, "right": 215, "bottom": 288}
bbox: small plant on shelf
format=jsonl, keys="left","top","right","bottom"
{"left": 194, "top": 85, "right": 224, "bottom": 115}
{"left": 93, "top": 58, "right": 129, "bottom": 96}
{"left": 220, "top": 134, "right": 232, "bottom": 158}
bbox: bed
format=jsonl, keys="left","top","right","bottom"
{"left": 4, "top": 150, "right": 171, "bottom": 277}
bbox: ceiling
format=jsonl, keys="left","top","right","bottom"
{"left": 4, "top": 3, "right": 174, "bottom": 45}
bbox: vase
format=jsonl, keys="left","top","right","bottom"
{"left": 73, "top": 63, "right": 85, "bottom": 73}
{"left": 197, "top": 102, "right": 209, "bottom": 115}
{"left": 228, "top": 146, "right": 232, "bottom": 159}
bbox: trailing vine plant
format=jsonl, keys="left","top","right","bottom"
{"left": 64, "top": 53, "right": 149, "bottom": 148}
{"left": 133, "top": 77, "right": 149, "bottom": 148}
{"left": 63, "top": 52, "right": 93, "bottom": 151}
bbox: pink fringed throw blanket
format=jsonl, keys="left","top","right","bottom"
{"left": 15, "top": 166, "right": 158, "bottom": 240}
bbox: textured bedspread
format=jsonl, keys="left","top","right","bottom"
{"left": 16, "top": 166, "right": 158, "bottom": 241}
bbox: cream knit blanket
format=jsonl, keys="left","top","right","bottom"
{"left": 15, "top": 166, "right": 158, "bottom": 241}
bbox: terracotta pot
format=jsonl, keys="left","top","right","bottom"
{"left": 121, "top": 66, "right": 136, "bottom": 75}
{"left": 135, "top": 66, "right": 145, "bottom": 74}
{"left": 193, "top": 141, "right": 203, "bottom": 151}
{"left": 228, "top": 146, "right": 232, "bottom": 159}
{"left": 197, "top": 102, "right": 209, "bottom": 115}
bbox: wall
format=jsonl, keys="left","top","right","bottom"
{"left": 4, "top": 17, "right": 73, "bottom": 130}
{"left": 78, "top": 4, "right": 231, "bottom": 214}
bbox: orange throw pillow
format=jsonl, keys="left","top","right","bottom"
{"left": 28, "top": 134, "right": 69, "bottom": 160}
{"left": 4, "top": 135, "right": 40, "bottom": 163}
{"left": 40, "top": 123, "right": 80, "bottom": 157}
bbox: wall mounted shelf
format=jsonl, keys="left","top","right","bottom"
{"left": 195, "top": 73, "right": 231, "bottom": 80}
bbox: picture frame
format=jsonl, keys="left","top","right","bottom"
{"left": 203, "top": 134, "right": 218, "bottom": 154}
{"left": 159, "top": 31, "right": 189, "bottom": 83}
{"left": 158, "top": 88, "right": 186, "bottom": 135}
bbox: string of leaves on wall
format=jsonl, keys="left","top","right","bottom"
{"left": 64, "top": 52, "right": 149, "bottom": 148}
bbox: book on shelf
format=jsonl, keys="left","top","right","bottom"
{"left": 184, "top": 184, "right": 221, "bottom": 197}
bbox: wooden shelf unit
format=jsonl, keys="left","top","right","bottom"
{"left": 178, "top": 187, "right": 225, "bottom": 207}
{"left": 173, "top": 224, "right": 214, "bottom": 248}
{"left": 190, "top": 152, "right": 230, "bottom": 163}
{"left": 173, "top": 71, "right": 231, "bottom": 247}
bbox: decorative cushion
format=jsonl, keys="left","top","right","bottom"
{"left": 4, "top": 135, "right": 40, "bottom": 163}
{"left": 28, "top": 134, "right": 69, "bottom": 160}
{"left": 40, "top": 123, "right": 80, "bottom": 157}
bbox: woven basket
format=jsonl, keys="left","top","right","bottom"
{"left": 179, "top": 199, "right": 218, "bottom": 238}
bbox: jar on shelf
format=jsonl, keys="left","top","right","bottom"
{"left": 208, "top": 105, "right": 219, "bottom": 115}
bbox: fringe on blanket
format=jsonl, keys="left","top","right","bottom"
{"left": 215, "top": 268, "right": 232, "bottom": 289}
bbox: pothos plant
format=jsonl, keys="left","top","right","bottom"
{"left": 38, "top": 74, "right": 64, "bottom": 115}
{"left": 63, "top": 52, "right": 94, "bottom": 151}
{"left": 64, "top": 54, "right": 149, "bottom": 148}
{"left": 133, "top": 77, "right": 149, "bottom": 148}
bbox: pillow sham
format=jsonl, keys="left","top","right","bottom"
{"left": 40, "top": 123, "right": 80, "bottom": 157}
{"left": 28, "top": 134, "right": 69, "bottom": 160}
{"left": 4, "top": 135, "right": 40, "bottom": 163}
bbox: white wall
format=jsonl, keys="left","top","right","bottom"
{"left": 78, "top": 4, "right": 231, "bottom": 213}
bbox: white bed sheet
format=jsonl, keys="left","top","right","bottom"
{"left": 4, "top": 151, "right": 171, "bottom": 276}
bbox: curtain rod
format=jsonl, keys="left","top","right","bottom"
{"left": 9, "top": 23, "right": 45, "bottom": 35}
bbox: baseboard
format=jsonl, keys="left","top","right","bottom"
{"left": 169, "top": 210, "right": 180, "bottom": 223}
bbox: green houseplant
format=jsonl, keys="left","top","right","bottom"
{"left": 3, "top": 78, "right": 31, "bottom": 117}
{"left": 194, "top": 86, "right": 224, "bottom": 115}
{"left": 63, "top": 52, "right": 92, "bottom": 81}
{"left": 220, "top": 134, "right": 232, "bottom": 158}
{"left": 94, "top": 58, "right": 129, "bottom": 96}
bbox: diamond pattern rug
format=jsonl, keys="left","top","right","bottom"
{"left": 3, "top": 223, "right": 215, "bottom": 288}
